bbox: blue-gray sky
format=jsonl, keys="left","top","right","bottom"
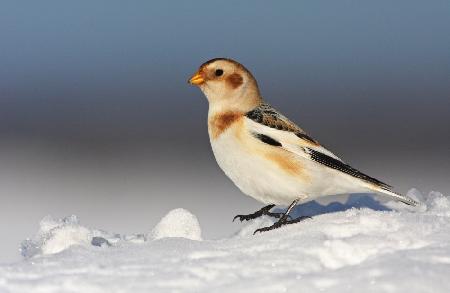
{"left": 0, "top": 1, "right": 449, "bottom": 262}
{"left": 1, "top": 0, "right": 449, "bottom": 146}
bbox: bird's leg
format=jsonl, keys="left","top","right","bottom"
{"left": 253, "top": 198, "right": 311, "bottom": 234}
{"left": 233, "top": 204, "right": 285, "bottom": 222}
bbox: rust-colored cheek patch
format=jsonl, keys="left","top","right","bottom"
{"left": 209, "top": 112, "right": 242, "bottom": 139}
{"left": 226, "top": 73, "right": 243, "bottom": 89}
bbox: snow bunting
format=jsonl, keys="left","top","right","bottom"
{"left": 188, "top": 58, "right": 419, "bottom": 233}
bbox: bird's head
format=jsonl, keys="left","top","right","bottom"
{"left": 188, "top": 58, "right": 262, "bottom": 113}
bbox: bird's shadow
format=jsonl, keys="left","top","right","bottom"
{"left": 275, "top": 194, "right": 392, "bottom": 219}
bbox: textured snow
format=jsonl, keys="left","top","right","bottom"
{"left": 150, "top": 208, "right": 202, "bottom": 241}
{"left": 1, "top": 189, "right": 450, "bottom": 293}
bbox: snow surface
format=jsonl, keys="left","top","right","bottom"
{"left": 151, "top": 208, "right": 202, "bottom": 241}
{"left": 1, "top": 189, "right": 450, "bottom": 293}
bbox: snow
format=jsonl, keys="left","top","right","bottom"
{"left": 20, "top": 215, "right": 92, "bottom": 257}
{"left": 1, "top": 189, "right": 450, "bottom": 293}
{"left": 150, "top": 208, "right": 202, "bottom": 241}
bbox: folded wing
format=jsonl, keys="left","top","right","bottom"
{"left": 245, "top": 103, "right": 418, "bottom": 206}
{"left": 246, "top": 103, "right": 391, "bottom": 189}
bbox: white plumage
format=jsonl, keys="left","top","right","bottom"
{"left": 210, "top": 117, "right": 368, "bottom": 205}
{"left": 189, "top": 58, "right": 418, "bottom": 229}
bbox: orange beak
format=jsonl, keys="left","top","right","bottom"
{"left": 188, "top": 70, "right": 205, "bottom": 85}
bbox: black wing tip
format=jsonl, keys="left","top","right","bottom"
{"left": 305, "top": 147, "right": 392, "bottom": 189}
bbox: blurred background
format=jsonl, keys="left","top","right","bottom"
{"left": 1, "top": 0, "right": 449, "bottom": 262}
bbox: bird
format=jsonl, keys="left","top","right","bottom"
{"left": 188, "top": 58, "right": 419, "bottom": 234}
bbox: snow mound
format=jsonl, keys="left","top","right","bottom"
{"left": 21, "top": 215, "right": 91, "bottom": 257}
{"left": 3, "top": 189, "right": 450, "bottom": 293}
{"left": 20, "top": 215, "right": 145, "bottom": 258}
{"left": 151, "top": 208, "right": 202, "bottom": 240}
{"left": 20, "top": 208, "right": 201, "bottom": 258}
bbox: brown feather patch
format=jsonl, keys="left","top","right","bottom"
{"left": 246, "top": 104, "right": 320, "bottom": 146}
{"left": 232, "top": 119, "right": 307, "bottom": 180}
{"left": 261, "top": 115, "right": 298, "bottom": 132}
{"left": 209, "top": 112, "right": 243, "bottom": 139}
{"left": 264, "top": 151, "right": 304, "bottom": 176}
{"left": 226, "top": 73, "right": 243, "bottom": 89}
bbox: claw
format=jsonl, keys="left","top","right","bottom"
{"left": 232, "top": 204, "right": 276, "bottom": 222}
{"left": 233, "top": 215, "right": 249, "bottom": 222}
{"left": 253, "top": 216, "right": 311, "bottom": 234}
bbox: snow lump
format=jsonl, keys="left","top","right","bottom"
{"left": 150, "top": 208, "right": 202, "bottom": 241}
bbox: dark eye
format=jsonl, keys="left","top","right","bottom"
{"left": 215, "top": 69, "right": 224, "bottom": 77}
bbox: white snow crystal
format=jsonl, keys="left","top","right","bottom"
{"left": 41, "top": 222, "right": 91, "bottom": 255}
{"left": 4, "top": 189, "right": 450, "bottom": 293}
{"left": 21, "top": 215, "right": 90, "bottom": 257}
{"left": 21, "top": 215, "right": 125, "bottom": 257}
{"left": 150, "top": 208, "right": 202, "bottom": 240}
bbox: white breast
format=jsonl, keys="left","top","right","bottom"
{"left": 209, "top": 120, "right": 312, "bottom": 205}
{"left": 209, "top": 119, "right": 367, "bottom": 206}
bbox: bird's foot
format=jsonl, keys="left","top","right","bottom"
{"left": 253, "top": 215, "right": 311, "bottom": 234}
{"left": 233, "top": 204, "right": 285, "bottom": 222}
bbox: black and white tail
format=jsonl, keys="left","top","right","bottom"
{"left": 371, "top": 186, "right": 419, "bottom": 206}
